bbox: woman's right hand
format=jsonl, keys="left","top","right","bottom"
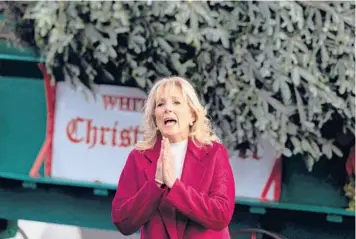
{"left": 155, "top": 139, "right": 164, "bottom": 187}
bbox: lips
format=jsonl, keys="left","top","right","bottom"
{"left": 164, "top": 117, "right": 177, "bottom": 125}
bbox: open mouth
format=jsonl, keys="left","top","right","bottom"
{"left": 164, "top": 118, "right": 177, "bottom": 126}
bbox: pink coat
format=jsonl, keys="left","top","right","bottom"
{"left": 112, "top": 137, "right": 235, "bottom": 239}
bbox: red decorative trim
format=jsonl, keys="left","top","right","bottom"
{"left": 346, "top": 146, "right": 355, "bottom": 176}
{"left": 259, "top": 156, "right": 282, "bottom": 202}
{"left": 29, "top": 63, "right": 56, "bottom": 178}
{"left": 29, "top": 139, "right": 50, "bottom": 177}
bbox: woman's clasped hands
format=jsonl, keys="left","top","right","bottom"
{"left": 155, "top": 137, "right": 176, "bottom": 188}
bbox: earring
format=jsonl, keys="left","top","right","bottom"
{"left": 189, "top": 122, "right": 194, "bottom": 126}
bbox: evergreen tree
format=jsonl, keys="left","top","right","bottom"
{"left": 1, "top": 1, "right": 355, "bottom": 171}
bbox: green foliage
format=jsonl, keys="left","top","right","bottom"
{"left": 2, "top": 1, "right": 355, "bottom": 170}
{"left": 0, "top": 2, "right": 36, "bottom": 47}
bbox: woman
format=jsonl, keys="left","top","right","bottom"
{"left": 111, "top": 77, "right": 235, "bottom": 239}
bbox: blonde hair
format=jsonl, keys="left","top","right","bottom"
{"left": 135, "top": 76, "right": 220, "bottom": 151}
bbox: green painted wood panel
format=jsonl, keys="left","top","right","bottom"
{"left": 0, "top": 77, "right": 46, "bottom": 175}
{"left": 0, "top": 39, "right": 42, "bottom": 62}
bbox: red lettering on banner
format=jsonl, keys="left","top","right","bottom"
{"left": 66, "top": 117, "right": 142, "bottom": 149}
{"left": 102, "top": 94, "right": 145, "bottom": 112}
{"left": 66, "top": 118, "right": 84, "bottom": 143}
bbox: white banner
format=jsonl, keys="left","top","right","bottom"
{"left": 51, "top": 82, "right": 281, "bottom": 201}
{"left": 52, "top": 82, "right": 146, "bottom": 185}
{"left": 230, "top": 138, "right": 281, "bottom": 201}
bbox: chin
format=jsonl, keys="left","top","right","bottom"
{"left": 161, "top": 130, "right": 177, "bottom": 138}
{"left": 161, "top": 132, "right": 175, "bottom": 137}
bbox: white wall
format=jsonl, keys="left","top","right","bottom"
{"left": 10, "top": 220, "right": 140, "bottom": 239}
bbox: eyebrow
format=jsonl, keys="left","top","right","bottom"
{"left": 156, "top": 96, "right": 182, "bottom": 104}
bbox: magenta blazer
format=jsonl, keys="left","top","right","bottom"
{"left": 112, "top": 137, "right": 235, "bottom": 239}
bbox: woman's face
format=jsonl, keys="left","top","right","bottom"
{"left": 154, "top": 86, "right": 195, "bottom": 143}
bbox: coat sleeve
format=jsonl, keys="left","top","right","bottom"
{"left": 111, "top": 151, "right": 166, "bottom": 235}
{"left": 164, "top": 145, "right": 235, "bottom": 230}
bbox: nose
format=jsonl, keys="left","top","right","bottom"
{"left": 164, "top": 102, "right": 173, "bottom": 112}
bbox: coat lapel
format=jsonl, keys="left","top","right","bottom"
{"left": 177, "top": 139, "right": 209, "bottom": 239}
{"left": 180, "top": 139, "right": 209, "bottom": 188}
{"left": 143, "top": 138, "right": 160, "bottom": 181}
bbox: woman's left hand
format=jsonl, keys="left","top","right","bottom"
{"left": 162, "top": 137, "right": 176, "bottom": 188}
